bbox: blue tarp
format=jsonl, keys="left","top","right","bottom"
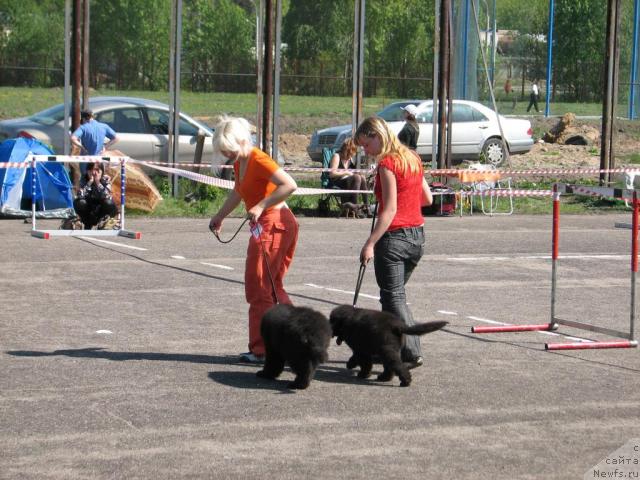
{"left": 0, "top": 137, "right": 74, "bottom": 218}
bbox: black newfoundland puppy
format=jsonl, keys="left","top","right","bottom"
{"left": 256, "top": 304, "right": 331, "bottom": 390}
{"left": 329, "top": 305, "right": 447, "bottom": 387}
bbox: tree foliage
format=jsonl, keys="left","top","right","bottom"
{"left": 0, "top": 0, "right": 630, "bottom": 102}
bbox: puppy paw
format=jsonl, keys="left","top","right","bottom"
{"left": 399, "top": 380, "right": 411, "bottom": 387}
{"left": 287, "top": 381, "right": 309, "bottom": 390}
{"left": 256, "top": 370, "right": 275, "bottom": 379}
{"left": 357, "top": 370, "right": 372, "bottom": 379}
{"left": 377, "top": 372, "right": 393, "bottom": 382}
{"left": 346, "top": 356, "right": 358, "bottom": 369}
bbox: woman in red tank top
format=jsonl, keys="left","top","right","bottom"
{"left": 354, "top": 116, "right": 433, "bottom": 367}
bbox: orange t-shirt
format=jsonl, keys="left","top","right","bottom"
{"left": 233, "top": 148, "right": 280, "bottom": 211}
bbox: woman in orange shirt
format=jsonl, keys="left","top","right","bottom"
{"left": 209, "top": 116, "right": 299, "bottom": 364}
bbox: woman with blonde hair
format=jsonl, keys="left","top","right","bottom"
{"left": 354, "top": 116, "right": 433, "bottom": 367}
{"left": 209, "top": 116, "right": 298, "bottom": 364}
{"left": 329, "top": 137, "right": 369, "bottom": 209}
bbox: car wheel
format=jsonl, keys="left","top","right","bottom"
{"left": 482, "top": 138, "right": 506, "bottom": 166}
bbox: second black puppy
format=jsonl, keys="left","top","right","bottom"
{"left": 257, "top": 304, "right": 331, "bottom": 390}
{"left": 330, "top": 305, "right": 447, "bottom": 387}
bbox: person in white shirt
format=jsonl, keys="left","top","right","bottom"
{"left": 527, "top": 80, "right": 540, "bottom": 113}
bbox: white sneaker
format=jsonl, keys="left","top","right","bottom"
{"left": 239, "top": 352, "right": 264, "bottom": 364}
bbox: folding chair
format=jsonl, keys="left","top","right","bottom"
{"left": 317, "top": 147, "right": 343, "bottom": 216}
{"left": 468, "top": 163, "right": 513, "bottom": 216}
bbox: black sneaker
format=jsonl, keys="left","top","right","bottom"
{"left": 239, "top": 352, "right": 265, "bottom": 364}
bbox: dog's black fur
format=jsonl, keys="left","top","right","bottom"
{"left": 256, "top": 304, "right": 331, "bottom": 389}
{"left": 329, "top": 305, "right": 447, "bottom": 387}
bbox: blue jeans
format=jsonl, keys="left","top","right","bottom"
{"left": 374, "top": 226, "right": 425, "bottom": 361}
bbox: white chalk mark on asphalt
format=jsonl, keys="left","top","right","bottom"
{"left": 201, "top": 262, "right": 234, "bottom": 271}
{"left": 438, "top": 310, "right": 458, "bottom": 316}
{"left": 171, "top": 255, "right": 186, "bottom": 259}
{"left": 79, "top": 237, "right": 147, "bottom": 251}
{"left": 96, "top": 330, "right": 112, "bottom": 334}
{"left": 305, "top": 283, "right": 379, "bottom": 300}
{"left": 447, "top": 254, "right": 626, "bottom": 262}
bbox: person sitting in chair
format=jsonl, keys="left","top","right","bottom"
{"left": 73, "top": 161, "right": 118, "bottom": 230}
{"left": 329, "top": 138, "right": 370, "bottom": 215}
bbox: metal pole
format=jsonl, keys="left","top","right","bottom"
{"left": 550, "top": 183, "right": 560, "bottom": 325}
{"left": 631, "top": 191, "right": 638, "bottom": 340}
{"left": 256, "top": 0, "right": 264, "bottom": 146}
{"left": 261, "top": 0, "right": 274, "bottom": 155}
{"left": 490, "top": 0, "right": 497, "bottom": 87}
{"left": 600, "top": 0, "right": 622, "bottom": 186}
{"left": 461, "top": 0, "right": 469, "bottom": 99}
{"left": 629, "top": 0, "right": 639, "bottom": 119}
{"left": 31, "top": 156, "right": 37, "bottom": 230}
{"left": 351, "top": 1, "right": 365, "bottom": 135}
{"left": 63, "top": 0, "right": 71, "bottom": 155}
{"left": 82, "top": 0, "right": 89, "bottom": 109}
{"left": 168, "top": 0, "right": 182, "bottom": 197}
{"left": 436, "top": 0, "right": 451, "bottom": 170}
{"left": 432, "top": 0, "right": 440, "bottom": 169}
{"left": 271, "top": 0, "right": 282, "bottom": 162}
{"left": 351, "top": 0, "right": 365, "bottom": 169}
{"left": 72, "top": 0, "right": 82, "bottom": 130}
{"left": 120, "top": 158, "right": 126, "bottom": 231}
{"left": 544, "top": 0, "right": 554, "bottom": 117}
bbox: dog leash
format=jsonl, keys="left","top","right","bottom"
{"left": 210, "top": 218, "right": 249, "bottom": 244}
{"left": 210, "top": 217, "right": 279, "bottom": 304}
{"left": 352, "top": 202, "right": 378, "bottom": 307}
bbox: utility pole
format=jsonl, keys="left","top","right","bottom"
{"left": 600, "top": 0, "right": 622, "bottom": 186}
{"left": 436, "top": 0, "right": 452, "bottom": 169}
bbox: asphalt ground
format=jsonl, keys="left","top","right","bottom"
{"left": 2, "top": 213, "right": 639, "bottom": 479}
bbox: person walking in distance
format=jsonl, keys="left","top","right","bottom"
{"left": 526, "top": 80, "right": 540, "bottom": 113}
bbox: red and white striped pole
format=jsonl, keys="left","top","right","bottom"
{"left": 471, "top": 185, "right": 561, "bottom": 335}
{"left": 546, "top": 189, "right": 638, "bottom": 351}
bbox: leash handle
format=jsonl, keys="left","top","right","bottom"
{"left": 353, "top": 202, "right": 378, "bottom": 307}
{"left": 211, "top": 218, "right": 249, "bottom": 244}
{"left": 352, "top": 262, "right": 366, "bottom": 307}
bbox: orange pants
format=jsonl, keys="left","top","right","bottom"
{"left": 245, "top": 207, "right": 298, "bottom": 356}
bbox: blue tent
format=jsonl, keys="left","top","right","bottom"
{"left": 0, "top": 137, "right": 74, "bottom": 218}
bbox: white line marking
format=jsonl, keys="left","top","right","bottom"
{"left": 305, "top": 283, "right": 379, "bottom": 300}
{"left": 201, "top": 262, "right": 234, "bottom": 271}
{"left": 447, "top": 254, "right": 626, "bottom": 262}
{"left": 79, "top": 237, "right": 147, "bottom": 251}
{"left": 171, "top": 255, "right": 186, "bottom": 259}
{"left": 467, "top": 316, "right": 508, "bottom": 326}
{"left": 96, "top": 330, "right": 112, "bottom": 334}
{"left": 438, "top": 310, "right": 458, "bottom": 316}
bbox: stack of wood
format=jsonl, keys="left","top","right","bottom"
{"left": 543, "top": 112, "right": 600, "bottom": 146}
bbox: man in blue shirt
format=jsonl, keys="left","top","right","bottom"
{"left": 70, "top": 109, "right": 119, "bottom": 190}
{"left": 71, "top": 109, "right": 118, "bottom": 155}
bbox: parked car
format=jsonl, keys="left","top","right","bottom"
{"left": 0, "top": 96, "right": 219, "bottom": 169}
{"left": 307, "top": 99, "right": 534, "bottom": 166}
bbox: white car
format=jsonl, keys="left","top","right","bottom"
{"left": 307, "top": 99, "right": 534, "bottom": 166}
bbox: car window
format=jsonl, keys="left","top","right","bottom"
{"left": 416, "top": 107, "right": 433, "bottom": 124}
{"left": 29, "top": 104, "right": 65, "bottom": 126}
{"left": 472, "top": 108, "right": 489, "bottom": 122}
{"left": 97, "top": 108, "right": 146, "bottom": 134}
{"left": 377, "top": 103, "right": 416, "bottom": 122}
{"left": 452, "top": 104, "right": 476, "bottom": 123}
{"left": 146, "top": 109, "right": 200, "bottom": 136}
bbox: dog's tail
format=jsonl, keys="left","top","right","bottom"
{"left": 402, "top": 321, "right": 448, "bottom": 336}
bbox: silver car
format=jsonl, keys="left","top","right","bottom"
{"left": 0, "top": 96, "right": 214, "bottom": 165}
{"left": 307, "top": 99, "right": 534, "bottom": 166}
